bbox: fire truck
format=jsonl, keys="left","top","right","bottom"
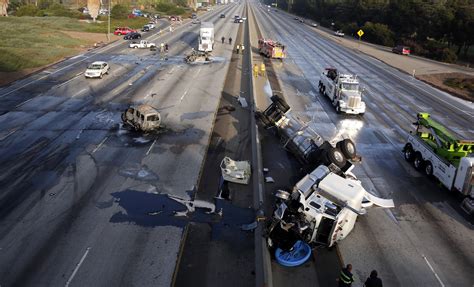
{"left": 258, "top": 38, "right": 286, "bottom": 59}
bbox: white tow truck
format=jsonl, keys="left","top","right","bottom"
{"left": 129, "top": 40, "right": 156, "bottom": 49}
{"left": 318, "top": 68, "right": 366, "bottom": 115}
{"left": 258, "top": 95, "right": 394, "bottom": 251}
{"left": 403, "top": 113, "right": 474, "bottom": 214}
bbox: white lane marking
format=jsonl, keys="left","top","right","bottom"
{"left": 178, "top": 67, "right": 202, "bottom": 104}
{"left": 65, "top": 247, "right": 91, "bottom": 287}
{"left": 92, "top": 136, "right": 108, "bottom": 154}
{"left": 146, "top": 139, "right": 157, "bottom": 155}
{"left": 422, "top": 254, "right": 445, "bottom": 287}
{"left": 0, "top": 129, "right": 18, "bottom": 141}
{"left": 179, "top": 90, "right": 188, "bottom": 102}
{"left": 72, "top": 88, "right": 88, "bottom": 98}
{"left": 15, "top": 97, "right": 35, "bottom": 108}
{"left": 54, "top": 73, "right": 84, "bottom": 89}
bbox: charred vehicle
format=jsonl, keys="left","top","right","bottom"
{"left": 121, "top": 105, "right": 161, "bottom": 132}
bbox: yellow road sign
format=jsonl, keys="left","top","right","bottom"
{"left": 357, "top": 29, "right": 364, "bottom": 37}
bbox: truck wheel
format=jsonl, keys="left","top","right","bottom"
{"left": 99, "top": 73, "right": 103, "bottom": 79}
{"left": 134, "top": 46, "right": 138, "bottom": 49}
{"left": 336, "top": 103, "right": 341, "bottom": 114}
{"left": 327, "top": 147, "right": 346, "bottom": 168}
{"left": 404, "top": 144, "right": 414, "bottom": 162}
{"left": 271, "top": 95, "right": 290, "bottom": 113}
{"left": 337, "top": 139, "right": 356, "bottom": 160}
{"left": 413, "top": 153, "right": 424, "bottom": 170}
{"left": 425, "top": 161, "right": 433, "bottom": 177}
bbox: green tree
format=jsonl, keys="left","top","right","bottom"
{"left": 111, "top": 4, "right": 128, "bottom": 19}
{"left": 15, "top": 4, "right": 38, "bottom": 16}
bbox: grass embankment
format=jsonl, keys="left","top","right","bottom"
{"left": 0, "top": 16, "right": 149, "bottom": 72}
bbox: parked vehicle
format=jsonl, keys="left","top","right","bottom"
{"left": 258, "top": 38, "right": 286, "bottom": 59}
{"left": 403, "top": 113, "right": 474, "bottom": 214}
{"left": 220, "top": 13, "right": 226, "bottom": 18}
{"left": 124, "top": 32, "right": 142, "bottom": 40}
{"left": 234, "top": 18, "right": 243, "bottom": 23}
{"left": 318, "top": 68, "right": 366, "bottom": 115}
{"left": 85, "top": 61, "right": 109, "bottom": 79}
{"left": 334, "top": 30, "right": 345, "bottom": 37}
{"left": 129, "top": 40, "right": 156, "bottom": 49}
{"left": 299, "top": 19, "right": 304, "bottom": 23}
{"left": 114, "top": 27, "right": 136, "bottom": 36}
{"left": 142, "top": 26, "right": 150, "bottom": 32}
{"left": 121, "top": 105, "right": 161, "bottom": 132}
{"left": 392, "top": 45, "right": 410, "bottom": 55}
{"left": 191, "top": 13, "right": 197, "bottom": 19}
{"left": 146, "top": 23, "right": 156, "bottom": 29}
{"left": 198, "top": 22, "right": 214, "bottom": 52}
{"left": 311, "top": 23, "right": 318, "bottom": 27}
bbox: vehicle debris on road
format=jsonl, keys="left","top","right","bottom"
{"left": 220, "top": 157, "right": 251, "bottom": 185}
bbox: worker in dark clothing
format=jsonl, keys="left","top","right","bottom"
{"left": 165, "top": 43, "right": 169, "bottom": 52}
{"left": 221, "top": 36, "right": 225, "bottom": 44}
{"left": 338, "top": 264, "right": 355, "bottom": 287}
{"left": 364, "top": 270, "right": 383, "bottom": 287}
{"left": 229, "top": 37, "right": 232, "bottom": 45}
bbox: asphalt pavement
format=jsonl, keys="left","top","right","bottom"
{"left": 0, "top": 3, "right": 246, "bottom": 286}
{"left": 251, "top": 2, "right": 473, "bottom": 286}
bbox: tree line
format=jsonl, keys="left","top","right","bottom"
{"left": 268, "top": 0, "right": 474, "bottom": 63}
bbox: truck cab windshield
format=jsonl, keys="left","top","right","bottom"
{"left": 341, "top": 83, "right": 359, "bottom": 91}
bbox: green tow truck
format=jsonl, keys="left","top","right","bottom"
{"left": 403, "top": 113, "right": 474, "bottom": 214}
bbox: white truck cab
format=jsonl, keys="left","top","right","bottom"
{"left": 319, "top": 68, "right": 366, "bottom": 115}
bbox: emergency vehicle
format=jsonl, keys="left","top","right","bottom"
{"left": 258, "top": 38, "right": 286, "bottom": 59}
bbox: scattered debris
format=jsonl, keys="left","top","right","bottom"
{"left": 220, "top": 157, "right": 251, "bottom": 185}
{"left": 263, "top": 168, "right": 269, "bottom": 172}
{"left": 238, "top": 96, "right": 248, "bottom": 108}
{"left": 147, "top": 211, "right": 163, "bottom": 216}
{"left": 241, "top": 221, "right": 258, "bottom": 231}
{"left": 265, "top": 177, "right": 275, "bottom": 183}
{"left": 167, "top": 194, "right": 216, "bottom": 217}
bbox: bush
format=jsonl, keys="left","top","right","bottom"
{"left": 111, "top": 4, "right": 129, "bottom": 19}
{"left": 343, "top": 22, "right": 359, "bottom": 37}
{"left": 15, "top": 4, "right": 39, "bottom": 17}
{"left": 361, "top": 22, "right": 395, "bottom": 47}
{"left": 155, "top": 2, "right": 185, "bottom": 15}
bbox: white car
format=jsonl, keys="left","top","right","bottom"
{"left": 334, "top": 30, "right": 345, "bottom": 37}
{"left": 85, "top": 61, "right": 109, "bottom": 79}
{"left": 147, "top": 22, "right": 156, "bottom": 29}
{"left": 311, "top": 23, "right": 318, "bottom": 27}
{"left": 241, "top": 17, "right": 247, "bottom": 21}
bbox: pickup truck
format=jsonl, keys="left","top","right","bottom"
{"left": 129, "top": 40, "right": 156, "bottom": 49}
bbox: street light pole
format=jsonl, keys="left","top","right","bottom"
{"left": 107, "top": 0, "right": 111, "bottom": 42}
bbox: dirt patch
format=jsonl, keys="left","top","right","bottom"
{"left": 416, "top": 73, "right": 474, "bottom": 102}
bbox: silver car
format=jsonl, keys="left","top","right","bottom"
{"left": 84, "top": 61, "right": 109, "bottom": 79}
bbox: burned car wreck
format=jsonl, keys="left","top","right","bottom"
{"left": 257, "top": 95, "right": 394, "bottom": 260}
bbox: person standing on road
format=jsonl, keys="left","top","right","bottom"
{"left": 229, "top": 37, "right": 232, "bottom": 45}
{"left": 236, "top": 44, "right": 240, "bottom": 54}
{"left": 364, "top": 270, "right": 383, "bottom": 287}
{"left": 165, "top": 43, "right": 169, "bottom": 52}
{"left": 253, "top": 64, "right": 259, "bottom": 77}
{"left": 221, "top": 36, "right": 225, "bottom": 44}
{"left": 240, "top": 43, "right": 245, "bottom": 54}
{"left": 338, "top": 264, "right": 355, "bottom": 287}
{"left": 160, "top": 43, "right": 165, "bottom": 53}
{"left": 260, "top": 63, "right": 266, "bottom": 76}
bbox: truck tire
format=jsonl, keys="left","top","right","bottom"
{"left": 425, "top": 161, "right": 433, "bottom": 177}
{"left": 337, "top": 139, "right": 356, "bottom": 160}
{"left": 327, "top": 147, "right": 346, "bottom": 168}
{"left": 271, "top": 95, "right": 290, "bottom": 113}
{"left": 413, "top": 153, "right": 424, "bottom": 170}
{"left": 403, "top": 144, "right": 414, "bottom": 162}
{"left": 134, "top": 46, "right": 138, "bottom": 49}
{"left": 336, "top": 103, "right": 341, "bottom": 114}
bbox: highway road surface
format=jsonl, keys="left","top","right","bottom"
{"left": 0, "top": 4, "right": 245, "bottom": 286}
{"left": 251, "top": 1, "right": 473, "bottom": 286}
{"left": 0, "top": 0, "right": 473, "bottom": 287}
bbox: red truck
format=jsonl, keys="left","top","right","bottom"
{"left": 258, "top": 38, "right": 286, "bottom": 59}
{"left": 114, "top": 27, "right": 137, "bottom": 36}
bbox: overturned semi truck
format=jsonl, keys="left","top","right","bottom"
{"left": 256, "top": 95, "right": 394, "bottom": 252}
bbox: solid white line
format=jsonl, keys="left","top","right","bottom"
{"left": 0, "top": 129, "right": 18, "bottom": 141}
{"left": 422, "top": 254, "right": 445, "bottom": 287}
{"left": 15, "top": 97, "right": 35, "bottom": 108}
{"left": 72, "top": 88, "right": 88, "bottom": 98}
{"left": 65, "top": 247, "right": 91, "bottom": 287}
{"left": 146, "top": 139, "right": 157, "bottom": 155}
{"left": 179, "top": 90, "right": 188, "bottom": 102}
{"left": 92, "top": 136, "right": 108, "bottom": 154}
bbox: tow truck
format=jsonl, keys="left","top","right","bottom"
{"left": 257, "top": 96, "right": 394, "bottom": 256}
{"left": 403, "top": 113, "right": 474, "bottom": 214}
{"left": 318, "top": 68, "right": 365, "bottom": 115}
{"left": 258, "top": 38, "right": 286, "bottom": 59}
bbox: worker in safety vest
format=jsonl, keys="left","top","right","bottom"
{"left": 338, "top": 264, "right": 354, "bottom": 287}
{"left": 260, "top": 63, "right": 266, "bottom": 76}
{"left": 236, "top": 44, "right": 240, "bottom": 54}
{"left": 253, "top": 64, "right": 259, "bottom": 77}
{"left": 240, "top": 43, "right": 245, "bottom": 54}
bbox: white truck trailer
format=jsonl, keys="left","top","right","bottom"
{"left": 198, "top": 22, "right": 214, "bottom": 52}
{"left": 318, "top": 68, "right": 366, "bottom": 115}
{"left": 403, "top": 113, "right": 474, "bottom": 214}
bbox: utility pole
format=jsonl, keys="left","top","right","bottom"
{"left": 107, "top": 0, "right": 111, "bottom": 42}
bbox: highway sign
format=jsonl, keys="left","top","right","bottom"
{"left": 357, "top": 29, "right": 364, "bottom": 37}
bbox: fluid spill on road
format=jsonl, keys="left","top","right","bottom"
{"left": 118, "top": 164, "right": 159, "bottom": 181}
{"left": 109, "top": 189, "right": 255, "bottom": 240}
